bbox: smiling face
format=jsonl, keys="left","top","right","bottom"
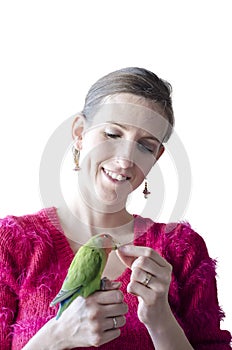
{"left": 73, "top": 94, "right": 168, "bottom": 212}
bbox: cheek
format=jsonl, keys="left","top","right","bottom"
{"left": 134, "top": 153, "right": 154, "bottom": 177}
{"left": 79, "top": 139, "right": 116, "bottom": 167}
{"left": 133, "top": 166, "right": 149, "bottom": 189}
{"left": 79, "top": 134, "right": 104, "bottom": 166}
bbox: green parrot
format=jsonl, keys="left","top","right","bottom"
{"left": 50, "top": 233, "right": 118, "bottom": 319}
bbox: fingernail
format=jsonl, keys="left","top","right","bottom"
{"left": 118, "top": 245, "right": 128, "bottom": 252}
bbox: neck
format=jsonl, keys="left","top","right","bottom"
{"left": 57, "top": 191, "right": 134, "bottom": 247}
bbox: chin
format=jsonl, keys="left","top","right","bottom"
{"left": 94, "top": 189, "right": 128, "bottom": 213}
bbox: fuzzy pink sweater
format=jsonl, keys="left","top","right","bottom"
{"left": 0, "top": 207, "right": 231, "bottom": 349}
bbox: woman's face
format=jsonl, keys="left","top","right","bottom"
{"left": 74, "top": 94, "right": 169, "bottom": 211}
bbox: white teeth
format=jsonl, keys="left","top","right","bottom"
{"left": 117, "top": 174, "right": 124, "bottom": 181}
{"left": 104, "top": 169, "right": 127, "bottom": 181}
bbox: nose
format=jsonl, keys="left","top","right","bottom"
{"left": 116, "top": 157, "right": 133, "bottom": 169}
{"left": 115, "top": 140, "right": 135, "bottom": 169}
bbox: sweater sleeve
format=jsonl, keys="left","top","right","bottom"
{"left": 164, "top": 223, "right": 231, "bottom": 349}
{"left": 0, "top": 220, "right": 19, "bottom": 350}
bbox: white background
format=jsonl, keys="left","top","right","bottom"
{"left": 0, "top": 1, "right": 231, "bottom": 332}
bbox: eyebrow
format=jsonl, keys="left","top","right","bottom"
{"left": 105, "top": 121, "right": 160, "bottom": 142}
{"left": 105, "top": 121, "right": 128, "bottom": 130}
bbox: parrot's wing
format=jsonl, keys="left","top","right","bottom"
{"left": 50, "top": 247, "right": 103, "bottom": 306}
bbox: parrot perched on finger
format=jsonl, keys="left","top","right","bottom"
{"left": 50, "top": 233, "right": 118, "bottom": 319}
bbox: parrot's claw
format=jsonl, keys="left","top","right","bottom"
{"left": 100, "top": 277, "right": 108, "bottom": 290}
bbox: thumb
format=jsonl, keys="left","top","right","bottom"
{"left": 116, "top": 248, "right": 136, "bottom": 268}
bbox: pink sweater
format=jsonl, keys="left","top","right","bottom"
{"left": 0, "top": 207, "right": 231, "bottom": 349}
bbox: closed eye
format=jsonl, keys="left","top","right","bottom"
{"left": 104, "top": 130, "right": 156, "bottom": 154}
{"left": 104, "top": 131, "right": 120, "bottom": 139}
{"left": 138, "top": 143, "right": 154, "bottom": 153}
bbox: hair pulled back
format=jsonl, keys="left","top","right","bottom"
{"left": 82, "top": 67, "right": 174, "bottom": 142}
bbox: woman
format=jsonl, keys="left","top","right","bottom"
{"left": 0, "top": 67, "right": 231, "bottom": 349}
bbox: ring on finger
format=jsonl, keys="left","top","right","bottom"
{"left": 112, "top": 317, "right": 118, "bottom": 329}
{"left": 142, "top": 272, "right": 152, "bottom": 287}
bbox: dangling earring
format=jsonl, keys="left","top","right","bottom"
{"left": 143, "top": 179, "right": 151, "bottom": 199}
{"left": 72, "top": 146, "right": 81, "bottom": 171}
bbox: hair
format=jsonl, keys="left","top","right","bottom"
{"left": 82, "top": 67, "right": 174, "bottom": 142}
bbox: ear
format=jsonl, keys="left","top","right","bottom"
{"left": 156, "top": 143, "right": 165, "bottom": 160}
{"left": 72, "top": 114, "right": 86, "bottom": 150}
{"left": 153, "top": 144, "right": 165, "bottom": 165}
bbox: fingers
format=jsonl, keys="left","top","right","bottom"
{"left": 118, "top": 244, "right": 172, "bottom": 284}
{"left": 54, "top": 287, "right": 127, "bottom": 348}
{"left": 127, "top": 279, "right": 150, "bottom": 297}
{"left": 118, "top": 244, "right": 173, "bottom": 283}
{"left": 102, "top": 302, "right": 128, "bottom": 318}
{"left": 99, "top": 329, "right": 121, "bottom": 346}
{"left": 104, "top": 315, "right": 126, "bottom": 331}
{"left": 87, "top": 288, "right": 128, "bottom": 323}
{"left": 117, "top": 245, "right": 172, "bottom": 305}
{"left": 131, "top": 256, "right": 172, "bottom": 283}
{"left": 131, "top": 266, "right": 154, "bottom": 287}
{"left": 118, "top": 245, "right": 168, "bottom": 267}
{"left": 86, "top": 293, "right": 128, "bottom": 319}
{"left": 93, "top": 289, "right": 125, "bottom": 305}
{"left": 116, "top": 249, "right": 136, "bottom": 268}
{"left": 83, "top": 291, "right": 127, "bottom": 346}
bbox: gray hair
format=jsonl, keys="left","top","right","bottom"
{"left": 82, "top": 67, "right": 174, "bottom": 142}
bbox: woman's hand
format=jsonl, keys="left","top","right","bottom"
{"left": 23, "top": 280, "right": 127, "bottom": 350}
{"left": 57, "top": 280, "right": 127, "bottom": 348}
{"left": 117, "top": 245, "right": 172, "bottom": 327}
{"left": 117, "top": 245, "right": 194, "bottom": 350}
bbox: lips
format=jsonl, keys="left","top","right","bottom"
{"left": 102, "top": 168, "right": 130, "bottom": 182}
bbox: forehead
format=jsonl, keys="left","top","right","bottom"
{"left": 87, "top": 93, "right": 170, "bottom": 142}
